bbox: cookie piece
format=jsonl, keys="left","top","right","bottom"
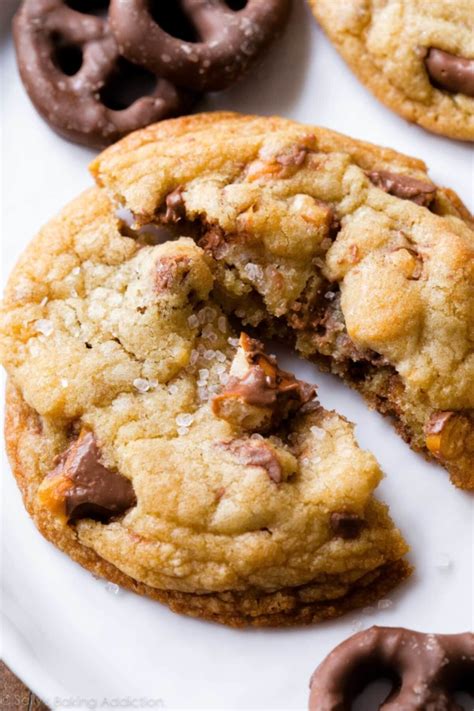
{"left": 0, "top": 187, "right": 410, "bottom": 627}
{"left": 309, "top": 626, "right": 474, "bottom": 710}
{"left": 90, "top": 112, "right": 474, "bottom": 489}
{"left": 13, "top": 0, "right": 195, "bottom": 148}
{"left": 308, "top": 0, "right": 474, "bottom": 141}
{"left": 109, "top": 0, "right": 292, "bottom": 92}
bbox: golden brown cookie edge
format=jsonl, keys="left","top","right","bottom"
{"left": 4, "top": 380, "right": 412, "bottom": 628}
{"left": 308, "top": 1, "right": 474, "bottom": 142}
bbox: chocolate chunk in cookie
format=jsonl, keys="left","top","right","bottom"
{"left": 309, "top": 0, "right": 474, "bottom": 140}
{"left": 368, "top": 170, "right": 436, "bottom": 207}
{"left": 425, "top": 48, "right": 474, "bottom": 98}
{"left": 38, "top": 431, "right": 136, "bottom": 522}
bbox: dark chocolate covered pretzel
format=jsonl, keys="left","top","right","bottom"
{"left": 13, "top": 0, "right": 195, "bottom": 148}
{"left": 109, "top": 0, "right": 292, "bottom": 92}
{"left": 309, "top": 626, "right": 474, "bottom": 711}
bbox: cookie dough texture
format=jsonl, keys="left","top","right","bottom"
{"left": 308, "top": 0, "right": 474, "bottom": 141}
{"left": 2, "top": 111, "right": 472, "bottom": 625}
{"left": 91, "top": 112, "right": 474, "bottom": 488}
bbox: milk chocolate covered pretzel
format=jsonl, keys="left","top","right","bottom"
{"left": 309, "top": 626, "right": 474, "bottom": 711}
{"left": 13, "top": 0, "right": 195, "bottom": 148}
{"left": 109, "top": 0, "right": 291, "bottom": 92}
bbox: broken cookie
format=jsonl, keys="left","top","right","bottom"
{"left": 90, "top": 113, "right": 474, "bottom": 489}
{"left": 1, "top": 185, "right": 410, "bottom": 626}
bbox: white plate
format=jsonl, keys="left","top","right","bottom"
{"left": 1, "top": 1, "right": 473, "bottom": 709}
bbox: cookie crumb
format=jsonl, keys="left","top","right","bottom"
{"left": 434, "top": 553, "right": 453, "bottom": 571}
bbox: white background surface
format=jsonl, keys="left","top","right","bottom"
{"left": 1, "top": 1, "right": 473, "bottom": 709}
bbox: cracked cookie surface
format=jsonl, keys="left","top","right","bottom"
{"left": 308, "top": 0, "right": 474, "bottom": 141}
{"left": 1, "top": 179, "right": 410, "bottom": 626}
{"left": 91, "top": 112, "right": 474, "bottom": 489}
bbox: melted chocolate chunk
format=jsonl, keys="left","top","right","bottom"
{"left": 368, "top": 170, "right": 436, "bottom": 207}
{"left": 162, "top": 188, "right": 186, "bottom": 224}
{"left": 223, "top": 439, "right": 283, "bottom": 483}
{"left": 216, "top": 335, "right": 316, "bottom": 422}
{"left": 155, "top": 255, "right": 192, "bottom": 291}
{"left": 58, "top": 432, "right": 136, "bottom": 522}
{"left": 198, "top": 226, "right": 227, "bottom": 258}
{"left": 276, "top": 145, "right": 308, "bottom": 168}
{"left": 309, "top": 627, "right": 474, "bottom": 711}
{"left": 224, "top": 367, "right": 279, "bottom": 409}
{"left": 425, "top": 48, "right": 474, "bottom": 98}
{"left": 330, "top": 512, "right": 366, "bottom": 540}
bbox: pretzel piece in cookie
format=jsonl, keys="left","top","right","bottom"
{"left": 109, "top": 0, "right": 291, "bottom": 91}
{"left": 212, "top": 333, "right": 316, "bottom": 432}
{"left": 309, "top": 626, "right": 474, "bottom": 710}
{"left": 13, "top": 0, "right": 195, "bottom": 148}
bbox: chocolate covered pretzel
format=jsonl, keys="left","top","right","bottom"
{"left": 109, "top": 0, "right": 292, "bottom": 92}
{"left": 13, "top": 0, "right": 195, "bottom": 148}
{"left": 309, "top": 626, "right": 474, "bottom": 711}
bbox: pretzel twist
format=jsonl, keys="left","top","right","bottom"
{"left": 13, "top": 0, "right": 194, "bottom": 148}
{"left": 309, "top": 626, "right": 474, "bottom": 711}
{"left": 109, "top": 0, "right": 292, "bottom": 91}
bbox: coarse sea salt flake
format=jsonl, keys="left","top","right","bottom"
{"left": 434, "top": 553, "right": 453, "bottom": 571}
{"left": 133, "top": 378, "right": 156, "bottom": 393}
{"left": 202, "top": 324, "right": 216, "bottom": 339}
{"left": 105, "top": 582, "right": 120, "bottom": 595}
{"left": 187, "top": 314, "right": 199, "bottom": 329}
{"left": 35, "top": 319, "right": 53, "bottom": 336}
{"left": 176, "top": 413, "right": 194, "bottom": 428}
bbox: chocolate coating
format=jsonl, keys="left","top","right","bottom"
{"left": 214, "top": 335, "right": 317, "bottom": 421}
{"left": 425, "top": 48, "right": 474, "bottom": 98}
{"left": 13, "top": 0, "right": 195, "bottom": 148}
{"left": 368, "top": 170, "right": 436, "bottom": 207}
{"left": 309, "top": 626, "right": 474, "bottom": 711}
{"left": 109, "top": 0, "right": 292, "bottom": 92}
{"left": 54, "top": 431, "right": 136, "bottom": 522}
